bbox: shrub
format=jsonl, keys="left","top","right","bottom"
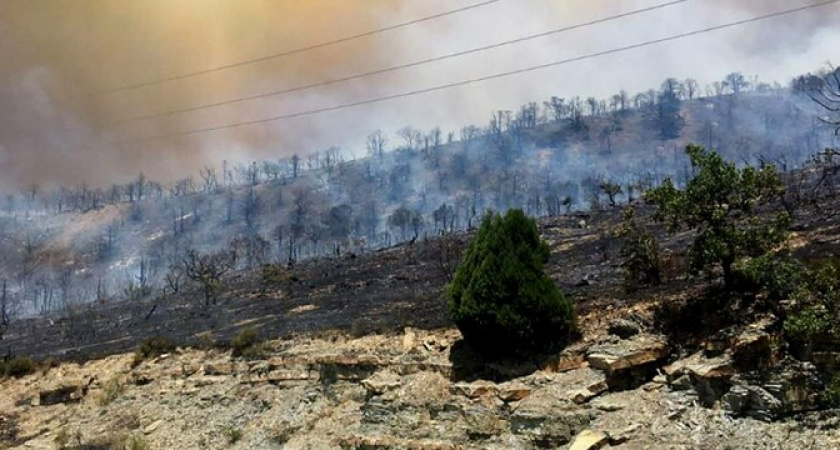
{"left": 133, "top": 336, "right": 176, "bottom": 366}
{"left": 97, "top": 378, "right": 125, "bottom": 407}
{"left": 733, "top": 251, "right": 809, "bottom": 301}
{"left": 771, "top": 260, "right": 840, "bottom": 351}
{"left": 447, "top": 209, "right": 575, "bottom": 357}
{"left": 619, "top": 207, "right": 662, "bottom": 290}
{"left": 823, "top": 374, "right": 840, "bottom": 408}
{"left": 259, "top": 264, "right": 291, "bottom": 294}
{"left": 646, "top": 145, "right": 788, "bottom": 290}
{"left": 231, "top": 328, "right": 260, "bottom": 357}
{"left": 2, "top": 356, "right": 35, "bottom": 378}
{"left": 224, "top": 427, "right": 243, "bottom": 445}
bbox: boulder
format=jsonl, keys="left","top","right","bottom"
{"left": 361, "top": 371, "right": 402, "bottom": 395}
{"left": 511, "top": 387, "right": 592, "bottom": 445}
{"left": 608, "top": 319, "right": 642, "bottom": 339}
{"left": 588, "top": 336, "right": 670, "bottom": 390}
{"left": 38, "top": 382, "right": 86, "bottom": 406}
{"left": 664, "top": 352, "right": 735, "bottom": 406}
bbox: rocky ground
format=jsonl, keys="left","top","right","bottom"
{"left": 1, "top": 325, "right": 839, "bottom": 450}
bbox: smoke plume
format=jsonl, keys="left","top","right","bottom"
{"left": 0, "top": 0, "right": 838, "bottom": 190}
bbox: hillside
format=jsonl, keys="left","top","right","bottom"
{"left": 3, "top": 168, "right": 840, "bottom": 447}
{"left": 0, "top": 83, "right": 830, "bottom": 323}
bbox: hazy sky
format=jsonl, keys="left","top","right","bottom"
{"left": 0, "top": 0, "right": 838, "bottom": 189}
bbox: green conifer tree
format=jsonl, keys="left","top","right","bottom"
{"left": 447, "top": 209, "right": 574, "bottom": 356}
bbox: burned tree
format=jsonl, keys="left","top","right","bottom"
{"left": 181, "top": 249, "right": 235, "bottom": 306}
{"left": 795, "top": 66, "right": 840, "bottom": 135}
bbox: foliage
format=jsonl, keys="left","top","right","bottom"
{"left": 224, "top": 427, "right": 243, "bottom": 445}
{"left": 783, "top": 262, "right": 840, "bottom": 349}
{"left": 646, "top": 145, "right": 788, "bottom": 289}
{"left": 97, "top": 377, "right": 125, "bottom": 407}
{"left": 447, "top": 209, "right": 574, "bottom": 357}
{"left": 259, "top": 264, "right": 292, "bottom": 295}
{"left": 133, "top": 336, "right": 175, "bottom": 366}
{"left": 1, "top": 356, "right": 35, "bottom": 378}
{"left": 231, "top": 327, "right": 261, "bottom": 357}
{"left": 599, "top": 180, "right": 623, "bottom": 207}
{"left": 823, "top": 374, "right": 840, "bottom": 408}
{"left": 619, "top": 207, "right": 662, "bottom": 290}
{"left": 732, "top": 251, "right": 809, "bottom": 301}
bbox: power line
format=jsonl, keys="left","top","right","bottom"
{"left": 120, "top": 0, "right": 840, "bottom": 145}
{"left": 101, "top": 0, "right": 505, "bottom": 94}
{"left": 109, "top": 0, "right": 690, "bottom": 127}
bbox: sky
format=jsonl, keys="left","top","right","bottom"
{"left": 0, "top": 0, "right": 838, "bottom": 190}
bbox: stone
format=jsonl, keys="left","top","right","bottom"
{"left": 607, "top": 424, "right": 642, "bottom": 445}
{"left": 608, "top": 319, "right": 642, "bottom": 339}
{"left": 569, "top": 389, "right": 597, "bottom": 405}
{"left": 568, "top": 379, "right": 608, "bottom": 404}
{"left": 361, "top": 371, "right": 401, "bottom": 395}
{"left": 498, "top": 383, "right": 532, "bottom": 402}
{"left": 587, "top": 336, "right": 670, "bottom": 374}
{"left": 511, "top": 388, "right": 592, "bottom": 445}
{"left": 451, "top": 382, "right": 497, "bottom": 399}
{"left": 587, "top": 336, "right": 670, "bottom": 390}
{"left": 722, "top": 384, "right": 783, "bottom": 421}
{"left": 664, "top": 352, "right": 735, "bottom": 406}
{"left": 37, "top": 382, "right": 86, "bottom": 406}
{"left": 143, "top": 419, "right": 164, "bottom": 435}
{"left": 402, "top": 327, "right": 417, "bottom": 351}
{"left": 569, "top": 430, "right": 609, "bottom": 450}
{"left": 463, "top": 405, "right": 506, "bottom": 438}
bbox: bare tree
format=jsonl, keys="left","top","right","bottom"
{"left": 181, "top": 249, "right": 236, "bottom": 306}
{"left": 367, "top": 131, "right": 388, "bottom": 162}
{"left": 796, "top": 66, "right": 840, "bottom": 135}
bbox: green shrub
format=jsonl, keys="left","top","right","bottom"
{"left": 447, "top": 209, "right": 575, "bottom": 357}
{"left": 224, "top": 427, "right": 243, "bottom": 445}
{"left": 646, "top": 145, "right": 788, "bottom": 290}
{"left": 97, "top": 377, "right": 125, "bottom": 406}
{"left": 823, "top": 374, "right": 840, "bottom": 408}
{"left": 231, "top": 328, "right": 260, "bottom": 357}
{"left": 733, "top": 251, "right": 809, "bottom": 301}
{"left": 2, "top": 356, "right": 35, "bottom": 378}
{"left": 619, "top": 207, "right": 662, "bottom": 290}
{"left": 133, "top": 336, "right": 176, "bottom": 366}
{"left": 771, "top": 260, "right": 840, "bottom": 352}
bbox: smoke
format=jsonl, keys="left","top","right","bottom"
{"left": 0, "top": 0, "right": 838, "bottom": 190}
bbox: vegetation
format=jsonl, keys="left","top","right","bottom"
{"left": 781, "top": 261, "right": 840, "bottom": 351}
{"left": 224, "top": 427, "right": 243, "bottom": 445}
{"left": 619, "top": 207, "right": 663, "bottom": 290}
{"left": 646, "top": 145, "right": 789, "bottom": 290}
{"left": 97, "top": 377, "right": 125, "bottom": 407}
{"left": 231, "top": 328, "right": 261, "bottom": 357}
{"left": 133, "top": 336, "right": 176, "bottom": 366}
{"left": 0, "top": 356, "right": 35, "bottom": 379}
{"left": 447, "top": 209, "right": 574, "bottom": 356}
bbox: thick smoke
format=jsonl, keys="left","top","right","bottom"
{"left": 0, "top": 0, "right": 838, "bottom": 190}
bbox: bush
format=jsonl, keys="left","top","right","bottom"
{"left": 97, "top": 377, "right": 125, "bottom": 406}
{"left": 224, "top": 427, "right": 243, "bottom": 445}
{"left": 782, "top": 261, "right": 840, "bottom": 351}
{"left": 1, "top": 356, "right": 35, "bottom": 378}
{"left": 646, "top": 145, "right": 788, "bottom": 290}
{"left": 619, "top": 207, "right": 662, "bottom": 290}
{"left": 733, "top": 251, "right": 809, "bottom": 301}
{"left": 133, "top": 336, "right": 176, "bottom": 366}
{"left": 231, "top": 328, "right": 260, "bottom": 357}
{"left": 447, "top": 209, "right": 575, "bottom": 357}
{"left": 823, "top": 374, "right": 840, "bottom": 408}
